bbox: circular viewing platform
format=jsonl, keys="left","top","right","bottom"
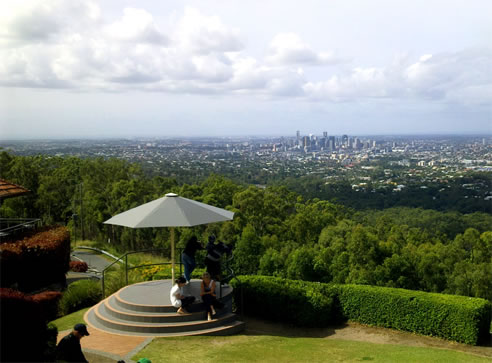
{"left": 85, "top": 279, "right": 244, "bottom": 337}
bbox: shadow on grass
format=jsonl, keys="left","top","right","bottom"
{"left": 241, "top": 315, "right": 348, "bottom": 338}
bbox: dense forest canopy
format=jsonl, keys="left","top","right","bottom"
{"left": 1, "top": 151, "right": 491, "bottom": 300}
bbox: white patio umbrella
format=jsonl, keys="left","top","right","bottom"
{"left": 104, "top": 193, "right": 234, "bottom": 281}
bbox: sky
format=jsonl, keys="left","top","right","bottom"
{"left": 0, "top": 0, "right": 491, "bottom": 139}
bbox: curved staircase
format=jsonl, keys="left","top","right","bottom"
{"left": 85, "top": 279, "right": 245, "bottom": 337}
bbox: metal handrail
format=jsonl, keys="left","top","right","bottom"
{"left": 73, "top": 246, "right": 127, "bottom": 266}
{"left": 0, "top": 218, "right": 41, "bottom": 240}
{"left": 99, "top": 245, "right": 241, "bottom": 319}
{"left": 101, "top": 248, "right": 184, "bottom": 298}
{"left": 217, "top": 253, "right": 243, "bottom": 320}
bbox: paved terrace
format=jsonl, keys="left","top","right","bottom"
{"left": 117, "top": 279, "right": 230, "bottom": 305}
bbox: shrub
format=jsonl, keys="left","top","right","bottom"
{"left": 231, "top": 275, "right": 342, "bottom": 327}
{"left": 0, "top": 227, "right": 70, "bottom": 291}
{"left": 152, "top": 267, "right": 206, "bottom": 281}
{"left": 103, "top": 268, "right": 146, "bottom": 297}
{"left": 31, "top": 290, "right": 63, "bottom": 322}
{"left": 58, "top": 279, "right": 102, "bottom": 316}
{"left": 232, "top": 276, "right": 492, "bottom": 345}
{"left": 44, "top": 323, "right": 59, "bottom": 362}
{"left": 336, "top": 284, "right": 492, "bottom": 345}
{"left": 0, "top": 288, "right": 60, "bottom": 362}
{"left": 70, "top": 260, "right": 89, "bottom": 272}
{"left": 134, "top": 261, "right": 165, "bottom": 281}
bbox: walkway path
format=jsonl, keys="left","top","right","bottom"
{"left": 57, "top": 328, "right": 152, "bottom": 363}
{"left": 72, "top": 249, "right": 113, "bottom": 272}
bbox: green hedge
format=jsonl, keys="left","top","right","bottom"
{"left": 233, "top": 276, "right": 491, "bottom": 345}
{"left": 58, "top": 279, "right": 102, "bottom": 316}
{"left": 337, "top": 284, "right": 491, "bottom": 345}
{"left": 231, "top": 275, "right": 343, "bottom": 327}
{"left": 152, "top": 267, "right": 206, "bottom": 281}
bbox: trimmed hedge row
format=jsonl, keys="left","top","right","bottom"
{"left": 231, "top": 275, "right": 343, "bottom": 327}
{"left": 232, "top": 276, "right": 492, "bottom": 345}
{"left": 337, "top": 284, "right": 491, "bottom": 345}
{"left": 0, "top": 227, "right": 71, "bottom": 291}
{"left": 0, "top": 288, "right": 61, "bottom": 362}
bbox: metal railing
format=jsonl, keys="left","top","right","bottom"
{"left": 0, "top": 218, "right": 41, "bottom": 241}
{"left": 101, "top": 248, "right": 184, "bottom": 298}
{"left": 219, "top": 254, "right": 243, "bottom": 320}
{"left": 99, "top": 246, "right": 241, "bottom": 315}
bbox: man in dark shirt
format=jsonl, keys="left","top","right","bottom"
{"left": 204, "top": 235, "right": 231, "bottom": 281}
{"left": 56, "top": 323, "right": 89, "bottom": 362}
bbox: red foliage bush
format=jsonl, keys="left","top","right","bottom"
{"left": 0, "top": 288, "right": 62, "bottom": 322}
{"left": 0, "top": 227, "right": 71, "bottom": 291}
{"left": 31, "top": 290, "right": 63, "bottom": 321}
{"left": 0, "top": 288, "right": 61, "bottom": 361}
{"left": 70, "top": 260, "right": 89, "bottom": 272}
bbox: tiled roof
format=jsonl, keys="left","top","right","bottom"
{"left": 0, "top": 179, "right": 30, "bottom": 200}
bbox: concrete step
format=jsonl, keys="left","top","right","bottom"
{"left": 105, "top": 295, "right": 207, "bottom": 323}
{"left": 92, "top": 300, "right": 238, "bottom": 334}
{"left": 85, "top": 308, "right": 245, "bottom": 337}
{"left": 85, "top": 279, "right": 244, "bottom": 337}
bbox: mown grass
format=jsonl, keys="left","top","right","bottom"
{"left": 50, "top": 307, "right": 90, "bottom": 332}
{"left": 133, "top": 335, "right": 490, "bottom": 363}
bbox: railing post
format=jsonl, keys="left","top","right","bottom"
{"left": 102, "top": 270, "right": 105, "bottom": 298}
{"left": 125, "top": 254, "right": 128, "bottom": 285}
{"left": 241, "top": 283, "right": 244, "bottom": 321}
{"left": 179, "top": 248, "right": 182, "bottom": 277}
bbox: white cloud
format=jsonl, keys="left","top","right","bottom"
{"left": 173, "top": 7, "right": 243, "bottom": 54}
{"left": 0, "top": 1, "right": 490, "bottom": 107}
{"left": 104, "top": 8, "right": 168, "bottom": 45}
{"left": 266, "top": 33, "right": 344, "bottom": 66}
{"left": 304, "top": 49, "right": 492, "bottom": 104}
{"left": 1, "top": 0, "right": 100, "bottom": 44}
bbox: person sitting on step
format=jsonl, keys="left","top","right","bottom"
{"left": 170, "top": 276, "right": 195, "bottom": 314}
{"left": 200, "top": 272, "right": 224, "bottom": 321}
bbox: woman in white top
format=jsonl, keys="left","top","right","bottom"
{"left": 200, "top": 272, "right": 224, "bottom": 321}
{"left": 170, "top": 276, "right": 195, "bottom": 314}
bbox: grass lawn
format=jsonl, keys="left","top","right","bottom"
{"left": 133, "top": 335, "right": 491, "bottom": 363}
{"left": 50, "top": 308, "right": 90, "bottom": 332}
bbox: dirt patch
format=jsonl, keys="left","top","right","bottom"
{"left": 243, "top": 316, "right": 492, "bottom": 359}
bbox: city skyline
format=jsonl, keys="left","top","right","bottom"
{"left": 1, "top": 0, "right": 491, "bottom": 139}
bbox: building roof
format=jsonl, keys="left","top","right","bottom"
{"left": 0, "top": 179, "right": 30, "bottom": 200}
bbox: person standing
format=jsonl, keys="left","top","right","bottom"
{"left": 56, "top": 323, "right": 90, "bottom": 363}
{"left": 204, "top": 235, "right": 231, "bottom": 281}
{"left": 170, "top": 276, "right": 196, "bottom": 314}
{"left": 181, "top": 236, "right": 203, "bottom": 283}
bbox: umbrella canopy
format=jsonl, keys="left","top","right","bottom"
{"left": 104, "top": 193, "right": 234, "bottom": 228}
{"left": 104, "top": 193, "right": 234, "bottom": 281}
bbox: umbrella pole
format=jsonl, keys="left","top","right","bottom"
{"left": 171, "top": 227, "right": 175, "bottom": 282}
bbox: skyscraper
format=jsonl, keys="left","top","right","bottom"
{"left": 328, "top": 136, "right": 335, "bottom": 150}
{"left": 342, "top": 134, "right": 348, "bottom": 147}
{"left": 303, "top": 136, "right": 310, "bottom": 148}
